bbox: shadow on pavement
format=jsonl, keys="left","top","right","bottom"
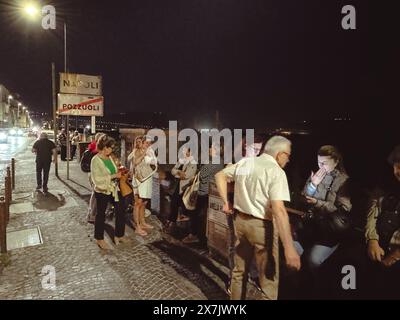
{"left": 147, "top": 240, "right": 229, "bottom": 300}
{"left": 57, "top": 176, "right": 91, "bottom": 197}
{"left": 32, "top": 191, "right": 66, "bottom": 211}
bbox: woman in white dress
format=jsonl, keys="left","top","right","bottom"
{"left": 128, "top": 135, "right": 157, "bottom": 236}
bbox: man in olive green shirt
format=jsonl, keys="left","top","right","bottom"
{"left": 365, "top": 145, "right": 400, "bottom": 298}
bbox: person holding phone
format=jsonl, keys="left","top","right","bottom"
{"left": 90, "top": 135, "right": 126, "bottom": 249}
{"left": 296, "top": 145, "right": 352, "bottom": 269}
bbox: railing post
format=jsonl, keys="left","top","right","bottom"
{"left": 4, "top": 176, "right": 10, "bottom": 224}
{"left": 0, "top": 197, "right": 7, "bottom": 254}
{"left": 5, "top": 167, "right": 12, "bottom": 205}
{"left": 11, "top": 158, "right": 15, "bottom": 190}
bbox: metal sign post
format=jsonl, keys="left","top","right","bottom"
{"left": 52, "top": 63, "right": 58, "bottom": 177}
{"left": 66, "top": 115, "right": 70, "bottom": 180}
{"left": 91, "top": 116, "right": 96, "bottom": 134}
{"left": 58, "top": 73, "right": 103, "bottom": 180}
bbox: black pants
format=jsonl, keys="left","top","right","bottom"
{"left": 95, "top": 192, "right": 125, "bottom": 240}
{"left": 61, "top": 145, "right": 67, "bottom": 161}
{"left": 71, "top": 145, "right": 77, "bottom": 159}
{"left": 188, "top": 195, "right": 209, "bottom": 243}
{"left": 168, "top": 186, "right": 186, "bottom": 223}
{"left": 36, "top": 160, "right": 51, "bottom": 189}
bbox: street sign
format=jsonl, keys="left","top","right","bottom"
{"left": 57, "top": 94, "right": 104, "bottom": 117}
{"left": 60, "top": 73, "right": 102, "bottom": 96}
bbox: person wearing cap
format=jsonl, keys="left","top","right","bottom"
{"left": 32, "top": 132, "right": 57, "bottom": 193}
{"left": 364, "top": 145, "right": 400, "bottom": 298}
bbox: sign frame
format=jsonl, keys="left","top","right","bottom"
{"left": 60, "top": 73, "right": 102, "bottom": 96}
{"left": 57, "top": 93, "right": 104, "bottom": 117}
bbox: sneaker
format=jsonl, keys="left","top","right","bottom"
{"left": 36, "top": 186, "right": 41, "bottom": 190}
{"left": 248, "top": 277, "right": 262, "bottom": 292}
{"left": 182, "top": 234, "right": 199, "bottom": 244}
{"left": 225, "top": 280, "right": 231, "bottom": 295}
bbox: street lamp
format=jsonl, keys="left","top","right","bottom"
{"left": 21, "top": 3, "right": 69, "bottom": 177}
{"left": 23, "top": 3, "right": 39, "bottom": 19}
{"left": 17, "top": 103, "right": 22, "bottom": 124}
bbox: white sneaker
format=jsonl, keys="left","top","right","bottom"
{"left": 145, "top": 208, "right": 151, "bottom": 217}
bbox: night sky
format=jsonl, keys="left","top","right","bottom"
{"left": 0, "top": 0, "right": 398, "bottom": 128}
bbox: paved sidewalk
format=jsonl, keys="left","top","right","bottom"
{"left": 0, "top": 141, "right": 261, "bottom": 300}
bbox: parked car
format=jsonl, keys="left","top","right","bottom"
{"left": 0, "top": 129, "right": 8, "bottom": 143}
{"left": 9, "top": 127, "right": 24, "bottom": 136}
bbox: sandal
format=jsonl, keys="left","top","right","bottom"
{"left": 142, "top": 223, "right": 154, "bottom": 230}
{"left": 176, "top": 215, "right": 189, "bottom": 222}
{"left": 96, "top": 240, "right": 110, "bottom": 250}
{"left": 135, "top": 228, "right": 148, "bottom": 237}
{"left": 114, "top": 237, "right": 130, "bottom": 245}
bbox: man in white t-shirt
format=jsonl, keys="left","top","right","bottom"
{"left": 215, "top": 135, "right": 301, "bottom": 300}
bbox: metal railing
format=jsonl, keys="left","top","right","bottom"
{"left": 0, "top": 158, "right": 15, "bottom": 255}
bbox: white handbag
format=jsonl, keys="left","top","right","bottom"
{"left": 182, "top": 172, "right": 200, "bottom": 211}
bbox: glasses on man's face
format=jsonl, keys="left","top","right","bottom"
{"left": 282, "top": 151, "right": 291, "bottom": 158}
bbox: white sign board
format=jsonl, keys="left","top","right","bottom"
{"left": 208, "top": 195, "right": 229, "bottom": 227}
{"left": 60, "top": 73, "right": 102, "bottom": 96}
{"left": 58, "top": 94, "right": 104, "bottom": 117}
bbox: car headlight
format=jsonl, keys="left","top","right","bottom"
{"left": 0, "top": 132, "right": 7, "bottom": 140}
{"left": 9, "top": 129, "right": 16, "bottom": 135}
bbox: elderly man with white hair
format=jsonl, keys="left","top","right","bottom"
{"left": 32, "top": 132, "right": 57, "bottom": 193}
{"left": 215, "top": 135, "right": 301, "bottom": 300}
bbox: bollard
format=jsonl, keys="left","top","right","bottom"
{"left": 0, "top": 198, "right": 7, "bottom": 254}
{"left": 5, "top": 175, "right": 11, "bottom": 205}
{"left": 11, "top": 158, "right": 15, "bottom": 190}
{"left": 4, "top": 176, "right": 11, "bottom": 224}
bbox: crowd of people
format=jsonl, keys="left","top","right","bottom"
{"left": 215, "top": 137, "right": 399, "bottom": 300}
{"left": 57, "top": 129, "right": 81, "bottom": 161}
{"left": 31, "top": 130, "right": 399, "bottom": 300}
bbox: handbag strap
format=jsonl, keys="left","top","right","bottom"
{"left": 137, "top": 163, "right": 158, "bottom": 184}
{"left": 188, "top": 172, "right": 200, "bottom": 192}
{"left": 324, "top": 176, "right": 335, "bottom": 201}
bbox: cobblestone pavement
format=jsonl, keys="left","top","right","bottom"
{"left": 0, "top": 140, "right": 261, "bottom": 300}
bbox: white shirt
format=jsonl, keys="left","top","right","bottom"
{"left": 223, "top": 153, "right": 290, "bottom": 220}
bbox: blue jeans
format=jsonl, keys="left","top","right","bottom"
{"left": 294, "top": 241, "right": 339, "bottom": 270}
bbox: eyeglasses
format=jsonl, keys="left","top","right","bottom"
{"left": 281, "top": 151, "right": 291, "bottom": 158}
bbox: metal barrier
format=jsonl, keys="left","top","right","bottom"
{"left": 0, "top": 160, "right": 16, "bottom": 255}
{"left": 5, "top": 166, "right": 12, "bottom": 211}
{"left": 0, "top": 197, "right": 7, "bottom": 254}
{"left": 11, "top": 158, "right": 15, "bottom": 190}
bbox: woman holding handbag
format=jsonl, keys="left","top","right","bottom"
{"left": 128, "top": 135, "right": 157, "bottom": 236}
{"left": 295, "top": 145, "right": 352, "bottom": 269}
{"left": 165, "top": 148, "right": 197, "bottom": 231}
{"left": 90, "top": 135, "right": 127, "bottom": 249}
{"left": 182, "top": 144, "right": 224, "bottom": 245}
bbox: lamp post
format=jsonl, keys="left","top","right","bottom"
{"left": 17, "top": 103, "right": 21, "bottom": 126}
{"left": 22, "top": 3, "right": 69, "bottom": 177}
{"left": 6, "top": 96, "right": 12, "bottom": 125}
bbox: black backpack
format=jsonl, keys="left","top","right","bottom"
{"left": 80, "top": 150, "right": 95, "bottom": 172}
